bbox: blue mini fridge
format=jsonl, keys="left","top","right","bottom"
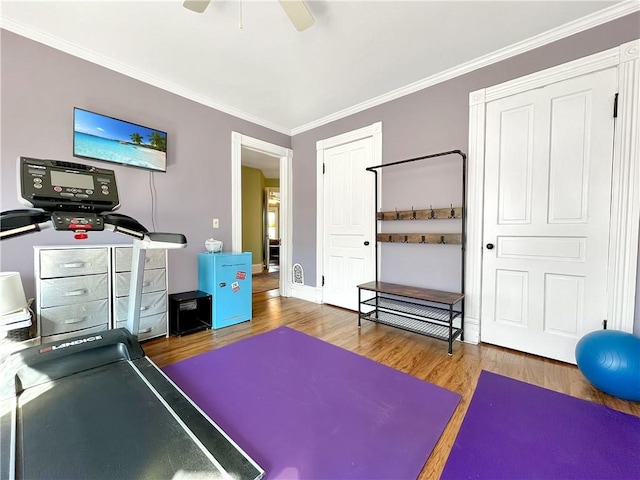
{"left": 198, "top": 252, "right": 252, "bottom": 329}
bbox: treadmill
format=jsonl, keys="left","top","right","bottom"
{"left": 0, "top": 157, "right": 264, "bottom": 480}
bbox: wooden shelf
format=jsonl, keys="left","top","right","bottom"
{"left": 377, "top": 206, "right": 462, "bottom": 221}
{"left": 358, "top": 281, "right": 464, "bottom": 354}
{"left": 358, "top": 281, "right": 464, "bottom": 305}
{"left": 376, "top": 233, "right": 462, "bottom": 244}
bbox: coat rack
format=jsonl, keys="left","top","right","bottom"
{"left": 365, "top": 149, "right": 467, "bottom": 294}
{"left": 357, "top": 149, "right": 467, "bottom": 355}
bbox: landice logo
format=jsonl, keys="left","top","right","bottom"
{"left": 39, "top": 335, "right": 103, "bottom": 353}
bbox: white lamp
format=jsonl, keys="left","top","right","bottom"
{"left": 0, "top": 272, "right": 28, "bottom": 316}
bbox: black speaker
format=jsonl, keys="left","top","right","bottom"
{"left": 168, "top": 290, "right": 212, "bottom": 336}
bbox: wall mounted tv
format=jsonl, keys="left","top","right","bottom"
{"left": 73, "top": 107, "right": 167, "bottom": 172}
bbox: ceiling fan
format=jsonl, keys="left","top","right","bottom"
{"left": 183, "top": 0, "right": 315, "bottom": 31}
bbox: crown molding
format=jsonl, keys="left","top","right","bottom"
{"left": 0, "top": 17, "right": 291, "bottom": 136}
{"left": 290, "top": 1, "right": 640, "bottom": 135}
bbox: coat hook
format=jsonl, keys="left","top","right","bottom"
{"left": 449, "top": 203, "right": 455, "bottom": 219}
{"left": 395, "top": 208, "right": 400, "bottom": 220}
{"left": 421, "top": 235, "right": 426, "bottom": 244}
{"left": 388, "top": 235, "right": 393, "bottom": 242}
{"left": 439, "top": 235, "right": 446, "bottom": 244}
{"left": 429, "top": 205, "right": 436, "bottom": 219}
{"left": 411, "top": 206, "right": 416, "bottom": 220}
{"left": 403, "top": 235, "right": 408, "bottom": 243}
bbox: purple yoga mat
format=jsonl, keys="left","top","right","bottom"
{"left": 441, "top": 370, "right": 640, "bottom": 480}
{"left": 163, "top": 326, "right": 460, "bottom": 479}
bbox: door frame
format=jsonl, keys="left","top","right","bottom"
{"left": 231, "top": 132, "right": 293, "bottom": 296}
{"left": 466, "top": 39, "right": 640, "bottom": 343}
{"left": 316, "top": 122, "right": 382, "bottom": 303}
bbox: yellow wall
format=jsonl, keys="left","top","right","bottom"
{"left": 242, "top": 166, "right": 265, "bottom": 267}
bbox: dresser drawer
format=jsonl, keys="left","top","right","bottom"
{"left": 40, "top": 299, "right": 109, "bottom": 336}
{"left": 39, "top": 248, "right": 108, "bottom": 279}
{"left": 114, "top": 268, "right": 166, "bottom": 297}
{"left": 115, "top": 247, "right": 166, "bottom": 272}
{"left": 115, "top": 291, "right": 167, "bottom": 322}
{"left": 41, "top": 324, "right": 109, "bottom": 344}
{"left": 39, "top": 274, "right": 109, "bottom": 308}
{"left": 116, "top": 312, "right": 167, "bottom": 341}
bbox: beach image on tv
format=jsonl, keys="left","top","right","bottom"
{"left": 74, "top": 108, "right": 167, "bottom": 172}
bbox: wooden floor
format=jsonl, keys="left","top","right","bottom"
{"left": 144, "top": 290, "right": 640, "bottom": 479}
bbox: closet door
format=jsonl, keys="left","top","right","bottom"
{"left": 480, "top": 67, "right": 617, "bottom": 364}
{"left": 322, "top": 137, "right": 376, "bottom": 311}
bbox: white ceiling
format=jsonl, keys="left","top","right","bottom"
{"left": 242, "top": 146, "right": 280, "bottom": 177}
{"left": 1, "top": 1, "right": 635, "bottom": 135}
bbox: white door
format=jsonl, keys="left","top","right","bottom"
{"left": 481, "top": 67, "right": 617, "bottom": 364}
{"left": 322, "top": 137, "right": 376, "bottom": 310}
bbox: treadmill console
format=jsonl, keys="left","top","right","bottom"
{"left": 20, "top": 157, "right": 120, "bottom": 213}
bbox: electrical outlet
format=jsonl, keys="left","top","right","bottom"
{"left": 212, "top": 218, "right": 219, "bottom": 228}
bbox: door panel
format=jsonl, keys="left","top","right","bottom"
{"left": 323, "top": 138, "right": 375, "bottom": 310}
{"left": 481, "top": 67, "right": 617, "bottom": 364}
{"left": 498, "top": 106, "right": 534, "bottom": 224}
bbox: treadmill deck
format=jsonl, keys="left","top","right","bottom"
{"left": 0, "top": 329, "right": 264, "bottom": 480}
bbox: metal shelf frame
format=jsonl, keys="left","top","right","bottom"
{"left": 359, "top": 150, "right": 467, "bottom": 354}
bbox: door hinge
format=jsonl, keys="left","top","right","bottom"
{"left": 322, "top": 275, "right": 325, "bottom": 286}
{"left": 323, "top": 163, "right": 326, "bottom": 174}
{"left": 613, "top": 93, "right": 618, "bottom": 118}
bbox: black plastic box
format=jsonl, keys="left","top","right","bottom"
{"left": 168, "top": 290, "right": 212, "bottom": 336}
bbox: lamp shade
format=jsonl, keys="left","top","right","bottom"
{"left": 0, "top": 272, "right": 28, "bottom": 316}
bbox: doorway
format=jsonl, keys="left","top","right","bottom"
{"left": 231, "top": 132, "right": 292, "bottom": 297}
{"left": 466, "top": 40, "right": 640, "bottom": 361}
{"left": 316, "top": 122, "right": 382, "bottom": 310}
{"left": 481, "top": 67, "right": 616, "bottom": 364}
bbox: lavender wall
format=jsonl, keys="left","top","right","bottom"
{"left": 291, "top": 13, "right": 640, "bottom": 307}
{"left": 0, "top": 29, "right": 289, "bottom": 300}
{"left": 1, "top": 14, "right": 639, "bottom": 329}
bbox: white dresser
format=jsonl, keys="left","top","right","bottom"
{"left": 113, "top": 246, "right": 168, "bottom": 341}
{"left": 34, "top": 245, "right": 168, "bottom": 343}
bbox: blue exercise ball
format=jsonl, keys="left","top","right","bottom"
{"left": 575, "top": 330, "right": 640, "bottom": 402}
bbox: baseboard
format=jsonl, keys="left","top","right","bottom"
{"left": 252, "top": 263, "right": 263, "bottom": 274}
{"left": 462, "top": 316, "right": 480, "bottom": 344}
{"left": 289, "top": 283, "right": 321, "bottom": 303}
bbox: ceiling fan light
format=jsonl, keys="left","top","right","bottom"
{"left": 183, "top": 0, "right": 211, "bottom": 14}
{"left": 278, "top": 0, "right": 315, "bottom": 31}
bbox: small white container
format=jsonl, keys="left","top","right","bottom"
{"left": 205, "top": 238, "right": 223, "bottom": 253}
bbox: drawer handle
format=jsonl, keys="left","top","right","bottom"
{"left": 64, "top": 289, "right": 88, "bottom": 297}
{"left": 138, "top": 327, "right": 152, "bottom": 334}
{"left": 140, "top": 306, "right": 150, "bottom": 311}
{"left": 64, "top": 316, "right": 89, "bottom": 324}
{"left": 142, "top": 281, "right": 151, "bottom": 287}
{"left": 61, "top": 262, "right": 89, "bottom": 269}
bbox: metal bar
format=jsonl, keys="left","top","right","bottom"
{"left": 373, "top": 169, "right": 379, "bottom": 282}
{"left": 366, "top": 149, "right": 465, "bottom": 171}
{"left": 357, "top": 287, "right": 362, "bottom": 327}
{"left": 126, "top": 241, "right": 146, "bottom": 338}
{"left": 448, "top": 304, "right": 454, "bottom": 355}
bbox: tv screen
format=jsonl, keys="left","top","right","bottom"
{"left": 73, "top": 107, "right": 167, "bottom": 172}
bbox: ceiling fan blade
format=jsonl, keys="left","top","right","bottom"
{"left": 278, "top": 0, "right": 314, "bottom": 31}
{"left": 183, "top": 0, "right": 211, "bottom": 14}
